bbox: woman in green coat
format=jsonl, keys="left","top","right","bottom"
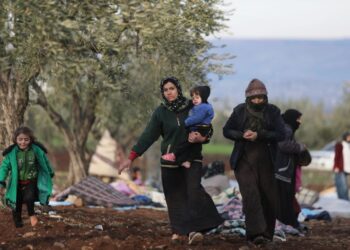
{"left": 119, "top": 77, "right": 223, "bottom": 245}
{"left": 0, "top": 126, "right": 54, "bottom": 228}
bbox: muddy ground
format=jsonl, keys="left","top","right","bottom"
{"left": 0, "top": 206, "right": 350, "bottom": 250}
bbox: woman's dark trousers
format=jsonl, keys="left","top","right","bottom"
{"left": 234, "top": 142, "right": 277, "bottom": 241}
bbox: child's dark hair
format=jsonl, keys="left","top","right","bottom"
{"left": 131, "top": 166, "right": 141, "bottom": 173}
{"left": 12, "top": 126, "right": 36, "bottom": 144}
{"left": 190, "top": 85, "right": 211, "bottom": 103}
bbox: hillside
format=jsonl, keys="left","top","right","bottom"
{"left": 208, "top": 39, "right": 350, "bottom": 108}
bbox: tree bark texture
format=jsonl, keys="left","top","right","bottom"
{"left": 0, "top": 72, "right": 29, "bottom": 151}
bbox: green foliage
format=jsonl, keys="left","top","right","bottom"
{"left": 202, "top": 143, "right": 232, "bottom": 155}
{"left": 331, "top": 82, "right": 350, "bottom": 137}
{"left": 273, "top": 98, "right": 334, "bottom": 149}
{"left": 302, "top": 169, "right": 334, "bottom": 191}
{"left": 273, "top": 86, "right": 350, "bottom": 149}
{"left": 25, "top": 105, "right": 65, "bottom": 149}
{"left": 210, "top": 105, "right": 232, "bottom": 144}
{"left": 94, "top": 0, "right": 230, "bottom": 148}
{"left": 1, "top": 0, "right": 232, "bottom": 163}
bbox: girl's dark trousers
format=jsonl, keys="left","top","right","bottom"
{"left": 12, "top": 181, "right": 37, "bottom": 227}
{"left": 234, "top": 141, "right": 277, "bottom": 241}
{"left": 161, "top": 161, "right": 224, "bottom": 235}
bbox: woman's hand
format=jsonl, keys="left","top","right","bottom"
{"left": 188, "top": 131, "right": 207, "bottom": 143}
{"left": 243, "top": 130, "right": 257, "bottom": 141}
{"left": 118, "top": 159, "right": 132, "bottom": 175}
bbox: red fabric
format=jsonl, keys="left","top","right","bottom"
{"left": 18, "top": 180, "right": 31, "bottom": 185}
{"left": 128, "top": 150, "right": 139, "bottom": 161}
{"left": 333, "top": 142, "right": 344, "bottom": 171}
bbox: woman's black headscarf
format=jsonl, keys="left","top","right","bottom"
{"left": 282, "top": 109, "right": 302, "bottom": 132}
{"left": 160, "top": 76, "right": 188, "bottom": 112}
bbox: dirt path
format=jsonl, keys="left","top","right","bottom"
{"left": 0, "top": 206, "right": 349, "bottom": 250}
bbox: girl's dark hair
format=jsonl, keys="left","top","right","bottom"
{"left": 12, "top": 126, "right": 36, "bottom": 144}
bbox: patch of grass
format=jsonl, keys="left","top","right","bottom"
{"left": 202, "top": 143, "right": 233, "bottom": 155}
{"left": 302, "top": 169, "right": 334, "bottom": 191}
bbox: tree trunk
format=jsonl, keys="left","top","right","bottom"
{"left": 66, "top": 142, "right": 87, "bottom": 184}
{"left": 0, "top": 77, "right": 29, "bottom": 150}
{"left": 31, "top": 81, "right": 97, "bottom": 185}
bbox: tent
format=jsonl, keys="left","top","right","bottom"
{"left": 55, "top": 176, "right": 137, "bottom": 207}
{"left": 88, "top": 130, "right": 129, "bottom": 181}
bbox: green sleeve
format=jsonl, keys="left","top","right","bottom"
{"left": 43, "top": 154, "right": 55, "bottom": 178}
{"left": 0, "top": 156, "right": 11, "bottom": 188}
{"left": 132, "top": 108, "right": 162, "bottom": 155}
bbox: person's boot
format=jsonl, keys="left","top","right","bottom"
{"left": 12, "top": 212, "right": 23, "bottom": 228}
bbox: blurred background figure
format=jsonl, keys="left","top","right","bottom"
{"left": 130, "top": 166, "right": 143, "bottom": 186}
{"left": 201, "top": 161, "right": 230, "bottom": 196}
{"left": 333, "top": 132, "right": 350, "bottom": 200}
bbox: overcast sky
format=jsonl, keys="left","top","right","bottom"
{"left": 214, "top": 0, "right": 350, "bottom": 39}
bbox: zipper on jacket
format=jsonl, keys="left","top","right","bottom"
{"left": 176, "top": 115, "right": 180, "bottom": 126}
{"left": 167, "top": 144, "right": 171, "bottom": 154}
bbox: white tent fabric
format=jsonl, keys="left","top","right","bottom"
{"left": 314, "top": 187, "right": 350, "bottom": 218}
{"left": 88, "top": 130, "right": 129, "bottom": 180}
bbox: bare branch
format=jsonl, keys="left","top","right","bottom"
{"left": 78, "top": 85, "right": 100, "bottom": 145}
{"left": 31, "top": 80, "right": 73, "bottom": 141}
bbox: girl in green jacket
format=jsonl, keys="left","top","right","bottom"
{"left": 0, "top": 126, "right": 54, "bottom": 228}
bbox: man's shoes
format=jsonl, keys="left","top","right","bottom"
{"left": 162, "top": 153, "right": 176, "bottom": 162}
{"left": 188, "top": 232, "right": 203, "bottom": 245}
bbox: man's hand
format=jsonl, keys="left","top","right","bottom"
{"left": 188, "top": 131, "right": 207, "bottom": 143}
{"left": 243, "top": 130, "right": 258, "bottom": 141}
{"left": 118, "top": 159, "right": 132, "bottom": 175}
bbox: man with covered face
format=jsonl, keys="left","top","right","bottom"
{"left": 223, "top": 79, "right": 285, "bottom": 246}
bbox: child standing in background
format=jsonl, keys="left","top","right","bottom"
{"left": 162, "top": 85, "right": 214, "bottom": 168}
{"left": 0, "top": 126, "right": 54, "bottom": 228}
